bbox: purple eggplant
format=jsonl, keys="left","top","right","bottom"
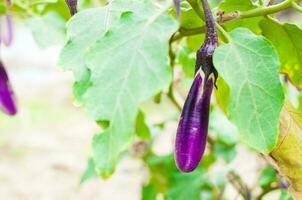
{"left": 0, "top": 60, "right": 17, "bottom": 115}
{"left": 174, "top": 0, "right": 218, "bottom": 172}
{"left": 1, "top": 15, "right": 14, "bottom": 46}
{"left": 65, "top": 0, "right": 78, "bottom": 16}
{"left": 175, "top": 75, "right": 214, "bottom": 172}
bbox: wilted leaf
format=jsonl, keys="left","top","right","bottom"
{"left": 270, "top": 102, "right": 302, "bottom": 199}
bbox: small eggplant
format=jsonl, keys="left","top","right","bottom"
{"left": 1, "top": 15, "right": 14, "bottom": 46}
{"left": 0, "top": 60, "right": 17, "bottom": 115}
{"left": 175, "top": 75, "right": 214, "bottom": 172}
{"left": 175, "top": 0, "right": 218, "bottom": 172}
{"left": 65, "top": 0, "right": 78, "bottom": 16}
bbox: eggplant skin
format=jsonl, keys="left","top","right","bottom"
{"left": 0, "top": 61, "right": 17, "bottom": 115}
{"left": 65, "top": 0, "right": 78, "bottom": 16}
{"left": 175, "top": 75, "right": 213, "bottom": 172}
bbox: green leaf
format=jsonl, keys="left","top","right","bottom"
{"left": 59, "top": 7, "right": 114, "bottom": 86}
{"left": 260, "top": 19, "right": 302, "bottom": 90}
{"left": 218, "top": 0, "right": 262, "bottom": 33}
{"left": 165, "top": 169, "right": 205, "bottom": 200}
{"left": 215, "top": 77, "right": 230, "bottom": 114}
{"left": 26, "top": 12, "right": 66, "bottom": 48}
{"left": 178, "top": 1, "right": 204, "bottom": 29}
{"left": 186, "top": 34, "right": 205, "bottom": 51}
{"left": 298, "top": 95, "right": 302, "bottom": 113}
{"left": 80, "top": 158, "right": 97, "bottom": 184}
{"left": 135, "top": 111, "right": 151, "bottom": 139}
{"left": 213, "top": 28, "right": 284, "bottom": 153}
{"left": 280, "top": 189, "right": 293, "bottom": 200}
{"left": 60, "top": 0, "right": 178, "bottom": 177}
{"left": 213, "top": 142, "right": 236, "bottom": 162}
{"left": 142, "top": 183, "right": 157, "bottom": 200}
{"left": 0, "top": 3, "right": 6, "bottom": 15}
{"left": 259, "top": 166, "right": 277, "bottom": 189}
{"left": 177, "top": 45, "right": 196, "bottom": 77}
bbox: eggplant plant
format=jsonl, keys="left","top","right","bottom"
{"left": 4, "top": 0, "right": 302, "bottom": 199}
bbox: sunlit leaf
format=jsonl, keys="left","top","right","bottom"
{"left": 60, "top": 0, "right": 178, "bottom": 177}
{"left": 260, "top": 19, "right": 302, "bottom": 90}
{"left": 26, "top": 12, "right": 66, "bottom": 47}
{"left": 213, "top": 28, "right": 284, "bottom": 152}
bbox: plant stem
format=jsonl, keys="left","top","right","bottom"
{"left": 168, "top": 85, "right": 182, "bottom": 111}
{"left": 292, "top": 2, "right": 302, "bottom": 13}
{"left": 187, "top": 0, "right": 205, "bottom": 20}
{"left": 13, "top": 1, "right": 36, "bottom": 17}
{"left": 239, "top": 0, "right": 293, "bottom": 19}
{"left": 172, "top": 26, "right": 206, "bottom": 42}
{"left": 259, "top": 0, "right": 265, "bottom": 6}
{"left": 201, "top": 0, "right": 217, "bottom": 42}
{"left": 216, "top": 23, "right": 231, "bottom": 43}
{"left": 255, "top": 186, "right": 279, "bottom": 200}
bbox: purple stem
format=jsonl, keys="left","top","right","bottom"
{"left": 195, "top": 0, "right": 218, "bottom": 83}
{"left": 65, "top": 0, "right": 78, "bottom": 16}
{"left": 201, "top": 0, "right": 217, "bottom": 45}
{"left": 0, "top": 60, "right": 17, "bottom": 115}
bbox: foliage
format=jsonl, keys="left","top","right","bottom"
{"left": 4, "top": 0, "right": 302, "bottom": 199}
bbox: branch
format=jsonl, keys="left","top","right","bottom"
{"left": 292, "top": 2, "right": 302, "bottom": 13}
{"left": 171, "top": 26, "right": 206, "bottom": 42}
{"left": 218, "top": 0, "right": 296, "bottom": 23}
{"left": 256, "top": 186, "right": 279, "bottom": 200}
{"left": 227, "top": 171, "right": 252, "bottom": 200}
{"left": 168, "top": 84, "right": 182, "bottom": 111}
{"left": 240, "top": 0, "right": 293, "bottom": 18}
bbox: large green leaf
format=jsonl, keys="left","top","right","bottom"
{"left": 260, "top": 19, "right": 302, "bottom": 90}
{"left": 59, "top": 7, "right": 115, "bottom": 83}
{"left": 218, "top": 0, "right": 262, "bottom": 33}
{"left": 213, "top": 28, "right": 284, "bottom": 152}
{"left": 26, "top": 12, "right": 66, "bottom": 48}
{"left": 60, "top": 0, "right": 177, "bottom": 177}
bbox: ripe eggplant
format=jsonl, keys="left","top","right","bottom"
{"left": 175, "top": 75, "right": 214, "bottom": 172}
{"left": 175, "top": 0, "right": 218, "bottom": 172}
{"left": 65, "top": 0, "right": 78, "bottom": 16}
{"left": 0, "top": 60, "right": 17, "bottom": 115}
